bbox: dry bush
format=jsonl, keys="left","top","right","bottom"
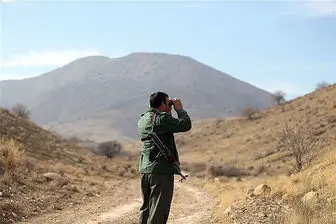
{"left": 181, "top": 161, "right": 207, "bottom": 174}
{"left": 10, "top": 103, "right": 31, "bottom": 119}
{"left": 315, "top": 81, "right": 330, "bottom": 90}
{"left": 277, "top": 122, "right": 322, "bottom": 172}
{"left": 241, "top": 107, "right": 259, "bottom": 120}
{"left": 272, "top": 90, "right": 286, "bottom": 105}
{"left": 0, "top": 138, "right": 24, "bottom": 175}
{"left": 96, "top": 140, "right": 122, "bottom": 158}
{"left": 67, "top": 136, "right": 82, "bottom": 144}
{"left": 207, "top": 163, "right": 248, "bottom": 177}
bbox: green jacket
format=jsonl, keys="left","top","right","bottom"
{"left": 137, "top": 107, "right": 192, "bottom": 175}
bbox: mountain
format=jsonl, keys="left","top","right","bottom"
{"left": 0, "top": 52, "right": 274, "bottom": 142}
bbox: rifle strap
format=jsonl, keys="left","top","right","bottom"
{"left": 152, "top": 112, "right": 157, "bottom": 125}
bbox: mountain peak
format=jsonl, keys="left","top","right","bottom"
{"left": 69, "top": 55, "right": 111, "bottom": 64}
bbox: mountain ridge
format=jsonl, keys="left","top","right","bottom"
{"left": 0, "top": 52, "right": 275, "bottom": 142}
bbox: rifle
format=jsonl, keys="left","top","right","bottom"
{"left": 145, "top": 131, "right": 188, "bottom": 183}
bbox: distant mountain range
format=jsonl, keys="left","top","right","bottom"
{"left": 0, "top": 52, "right": 274, "bottom": 143}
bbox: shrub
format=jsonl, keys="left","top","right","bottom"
{"left": 277, "top": 122, "right": 321, "bottom": 172}
{"left": 207, "top": 163, "right": 248, "bottom": 177}
{"left": 0, "top": 138, "right": 24, "bottom": 175}
{"left": 10, "top": 103, "right": 31, "bottom": 119}
{"left": 315, "top": 81, "right": 330, "bottom": 90}
{"left": 96, "top": 140, "right": 122, "bottom": 158}
{"left": 272, "top": 90, "right": 286, "bottom": 105}
{"left": 241, "top": 107, "right": 259, "bottom": 120}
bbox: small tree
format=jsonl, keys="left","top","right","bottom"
{"left": 272, "top": 90, "right": 286, "bottom": 105}
{"left": 277, "top": 122, "right": 321, "bottom": 172}
{"left": 97, "top": 140, "right": 122, "bottom": 158}
{"left": 315, "top": 81, "right": 330, "bottom": 90}
{"left": 241, "top": 107, "right": 259, "bottom": 120}
{"left": 11, "top": 103, "right": 31, "bottom": 119}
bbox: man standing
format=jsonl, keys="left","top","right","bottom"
{"left": 137, "top": 91, "right": 192, "bottom": 224}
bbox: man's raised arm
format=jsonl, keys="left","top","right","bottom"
{"left": 158, "top": 108, "right": 191, "bottom": 133}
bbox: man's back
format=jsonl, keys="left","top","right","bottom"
{"left": 138, "top": 107, "right": 191, "bottom": 175}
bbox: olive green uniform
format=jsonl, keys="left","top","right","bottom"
{"left": 137, "top": 107, "right": 191, "bottom": 224}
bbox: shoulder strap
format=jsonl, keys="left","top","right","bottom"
{"left": 152, "top": 112, "right": 157, "bottom": 125}
{"left": 150, "top": 112, "right": 157, "bottom": 132}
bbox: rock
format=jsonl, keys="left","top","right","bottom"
{"left": 85, "top": 192, "right": 94, "bottom": 197}
{"left": 224, "top": 206, "right": 231, "bottom": 216}
{"left": 301, "top": 191, "right": 319, "bottom": 205}
{"left": 246, "top": 188, "right": 256, "bottom": 198}
{"left": 227, "top": 196, "right": 289, "bottom": 224}
{"left": 214, "top": 176, "right": 229, "bottom": 183}
{"left": 253, "top": 184, "right": 271, "bottom": 196}
{"left": 258, "top": 212, "right": 267, "bottom": 217}
{"left": 281, "top": 193, "right": 290, "bottom": 203}
{"left": 247, "top": 188, "right": 254, "bottom": 194}
{"left": 43, "top": 172, "right": 62, "bottom": 181}
{"left": 0, "top": 192, "right": 2, "bottom": 197}
{"left": 327, "top": 197, "right": 336, "bottom": 204}
{"left": 66, "top": 184, "right": 79, "bottom": 192}
{"left": 43, "top": 172, "right": 69, "bottom": 186}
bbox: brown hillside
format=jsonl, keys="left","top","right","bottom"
{"left": 175, "top": 83, "right": 336, "bottom": 177}
{"left": 171, "top": 83, "right": 336, "bottom": 223}
{"left": 0, "top": 108, "right": 138, "bottom": 224}
{"left": 0, "top": 107, "right": 87, "bottom": 164}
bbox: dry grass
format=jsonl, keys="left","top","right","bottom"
{"left": 286, "top": 201, "right": 336, "bottom": 224}
{"left": 281, "top": 146, "right": 336, "bottom": 224}
{"left": 201, "top": 145, "right": 336, "bottom": 223}
{"left": 0, "top": 137, "right": 24, "bottom": 174}
{"left": 174, "top": 84, "right": 336, "bottom": 223}
{"left": 0, "top": 107, "right": 140, "bottom": 223}
{"left": 174, "top": 84, "right": 336, "bottom": 178}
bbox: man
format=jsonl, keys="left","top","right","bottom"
{"left": 137, "top": 91, "right": 192, "bottom": 224}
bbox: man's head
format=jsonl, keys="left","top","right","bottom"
{"left": 150, "top": 91, "right": 171, "bottom": 113}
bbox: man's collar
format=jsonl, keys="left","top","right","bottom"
{"left": 147, "top": 107, "right": 161, "bottom": 113}
{"left": 141, "top": 107, "right": 160, "bottom": 117}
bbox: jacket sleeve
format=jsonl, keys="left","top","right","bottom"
{"left": 157, "top": 109, "right": 192, "bottom": 133}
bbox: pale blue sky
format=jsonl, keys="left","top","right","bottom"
{"left": 0, "top": 0, "right": 335, "bottom": 99}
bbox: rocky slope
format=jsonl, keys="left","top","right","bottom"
{"left": 169, "top": 83, "right": 336, "bottom": 224}
{"left": 174, "top": 83, "right": 336, "bottom": 177}
{"left": 0, "top": 107, "right": 137, "bottom": 224}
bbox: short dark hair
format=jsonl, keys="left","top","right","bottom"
{"left": 150, "top": 91, "right": 169, "bottom": 108}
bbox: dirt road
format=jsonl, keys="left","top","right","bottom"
{"left": 19, "top": 178, "right": 215, "bottom": 224}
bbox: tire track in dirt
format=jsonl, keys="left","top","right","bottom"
{"left": 94, "top": 181, "right": 215, "bottom": 224}
{"left": 18, "top": 179, "right": 215, "bottom": 224}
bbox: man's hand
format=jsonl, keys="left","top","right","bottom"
{"left": 173, "top": 98, "right": 183, "bottom": 111}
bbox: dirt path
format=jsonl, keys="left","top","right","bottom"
{"left": 18, "top": 178, "right": 215, "bottom": 224}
